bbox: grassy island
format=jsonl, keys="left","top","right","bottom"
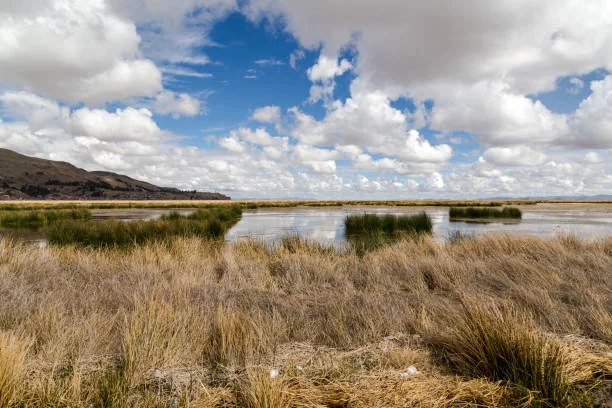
{"left": 449, "top": 206, "right": 522, "bottom": 220}
{"left": 46, "top": 205, "right": 242, "bottom": 248}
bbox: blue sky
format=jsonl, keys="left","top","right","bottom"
{"left": 0, "top": 1, "right": 611, "bottom": 198}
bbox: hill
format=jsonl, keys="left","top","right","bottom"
{"left": 0, "top": 148, "right": 229, "bottom": 200}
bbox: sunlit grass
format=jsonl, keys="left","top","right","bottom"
{"left": 0, "top": 234, "right": 609, "bottom": 406}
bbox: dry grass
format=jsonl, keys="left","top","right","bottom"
{"left": 0, "top": 233, "right": 610, "bottom": 407}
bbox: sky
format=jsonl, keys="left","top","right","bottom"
{"left": 0, "top": 0, "right": 611, "bottom": 199}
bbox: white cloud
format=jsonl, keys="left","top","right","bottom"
{"left": 251, "top": 105, "right": 281, "bottom": 123}
{"left": 109, "top": 0, "right": 237, "bottom": 65}
{"left": 567, "top": 77, "right": 585, "bottom": 94}
{"left": 482, "top": 145, "right": 547, "bottom": 166}
{"left": 0, "top": 91, "right": 67, "bottom": 128}
{"left": 254, "top": 58, "right": 285, "bottom": 66}
{"left": 307, "top": 55, "right": 352, "bottom": 82}
{"left": 584, "top": 152, "right": 603, "bottom": 163}
{"left": 429, "top": 80, "right": 569, "bottom": 147}
{"left": 0, "top": 0, "right": 162, "bottom": 104}
{"left": 70, "top": 107, "right": 163, "bottom": 142}
{"left": 152, "top": 91, "right": 201, "bottom": 118}
{"left": 218, "top": 136, "right": 246, "bottom": 153}
{"left": 569, "top": 75, "right": 612, "bottom": 149}
{"left": 289, "top": 49, "right": 305, "bottom": 69}
{"left": 231, "top": 127, "right": 277, "bottom": 146}
{"left": 247, "top": 1, "right": 612, "bottom": 96}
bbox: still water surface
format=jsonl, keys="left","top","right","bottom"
{"left": 1, "top": 203, "right": 610, "bottom": 245}
{"left": 226, "top": 203, "right": 611, "bottom": 244}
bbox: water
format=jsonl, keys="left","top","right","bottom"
{"left": 226, "top": 203, "right": 612, "bottom": 244}
{"left": 1, "top": 203, "right": 610, "bottom": 246}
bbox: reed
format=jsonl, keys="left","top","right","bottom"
{"left": 0, "top": 208, "right": 91, "bottom": 229}
{"left": 46, "top": 205, "right": 241, "bottom": 247}
{"left": 345, "top": 212, "right": 433, "bottom": 235}
{"left": 449, "top": 206, "right": 522, "bottom": 219}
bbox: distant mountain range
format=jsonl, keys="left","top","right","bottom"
{"left": 0, "top": 148, "right": 229, "bottom": 200}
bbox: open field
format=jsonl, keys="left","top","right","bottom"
{"left": 2, "top": 199, "right": 612, "bottom": 212}
{"left": 0, "top": 233, "right": 610, "bottom": 407}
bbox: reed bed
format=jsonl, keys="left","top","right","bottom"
{"left": 345, "top": 212, "right": 433, "bottom": 252}
{"left": 0, "top": 233, "right": 609, "bottom": 407}
{"left": 46, "top": 205, "right": 242, "bottom": 248}
{"left": 0, "top": 208, "right": 91, "bottom": 229}
{"left": 449, "top": 206, "right": 522, "bottom": 220}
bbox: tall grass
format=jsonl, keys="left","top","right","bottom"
{"left": 345, "top": 212, "right": 432, "bottom": 252}
{"left": 0, "top": 333, "right": 29, "bottom": 408}
{"left": 345, "top": 212, "right": 433, "bottom": 235}
{"left": 46, "top": 205, "right": 241, "bottom": 247}
{"left": 449, "top": 206, "right": 522, "bottom": 219}
{"left": 431, "top": 304, "right": 593, "bottom": 407}
{"left": 0, "top": 208, "right": 91, "bottom": 229}
{"left": 0, "top": 234, "right": 609, "bottom": 406}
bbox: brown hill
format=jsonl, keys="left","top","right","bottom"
{"left": 0, "top": 148, "right": 229, "bottom": 200}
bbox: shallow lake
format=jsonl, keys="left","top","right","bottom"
{"left": 1, "top": 203, "right": 610, "bottom": 246}
{"left": 225, "top": 203, "right": 612, "bottom": 244}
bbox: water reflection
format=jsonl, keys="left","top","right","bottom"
{"left": 1, "top": 203, "right": 610, "bottom": 246}
{"left": 226, "top": 204, "right": 611, "bottom": 244}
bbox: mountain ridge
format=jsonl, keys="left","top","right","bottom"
{"left": 0, "top": 148, "right": 229, "bottom": 200}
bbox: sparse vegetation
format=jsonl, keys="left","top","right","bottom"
{"left": 0, "top": 233, "right": 609, "bottom": 407}
{"left": 449, "top": 206, "right": 522, "bottom": 220}
{"left": 46, "top": 205, "right": 242, "bottom": 247}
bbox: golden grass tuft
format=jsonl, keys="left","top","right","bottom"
{"left": 0, "top": 332, "right": 29, "bottom": 408}
{"left": 0, "top": 234, "right": 609, "bottom": 406}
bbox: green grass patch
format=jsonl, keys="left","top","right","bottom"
{"left": 0, "top": 208, "right": 91, "bottom": 230}
{"left": 344, "top": 212, "right": 432, "bottom": 252}
{"left": 46, "top": 205, "right": 242, "bottom": 247}
{"left": 449, "top": 206, "right": 522, "bottom": 220}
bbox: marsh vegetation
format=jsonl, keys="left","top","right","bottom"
{"left": 344, "top": 212, "right": 433, "bottom": 252}
{"left": 46, "top": 205, "right": 242, "bottom": 248}
{"left": 0, "top": 233, "right": 609, "bottom": 407}
{"left": 449, "top": 206, "right": 522, "bottom": 220}
{"left": 0, "top": 208, "right": 91, "bottom": 229}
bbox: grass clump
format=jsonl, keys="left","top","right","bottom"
{"left": 345, "top": 212, "right": 433, "bottom": 236}
{"left": 0, "top": 208, "right": 91, "bottom": 230}
{"left": 449, "top": 206, "right": 522, "bottom": 220}
{"left": 345, "top": 212, "right": 432, "bottom": 252}
{"left": 46, "top": 205, "right": 241, "bottom": 247}
{"left": 0, "top": 332, "right": 29, "bottom": 408}
{"left": 432, "top": 304, "right": 594, "bottom": 407}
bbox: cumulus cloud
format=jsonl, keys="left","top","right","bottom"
{"left": 152, "top": 91, "right": 201, "bottom": 118}
{"left": 482, "top": 145, "right": 547, "bottom": 166}
{"left": 429, "top": 80, "right": 570, "bottom": 147}
{"left": 109, "top": 0, "right": 237, "bottom": 65}
{"left": 251, "top": 105, "right": 281, "bottom": 123}
{"left": 247, "top": 0, "right": 612, "bottom": 96}
{"left": 569, "top": 75, "right": 612, "bottom": 148}
{"left": 70, "top": 107, "right": 163, "bottom": 142}
{"left": 0, "top": 0, "right": 162, "bottom": 104}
